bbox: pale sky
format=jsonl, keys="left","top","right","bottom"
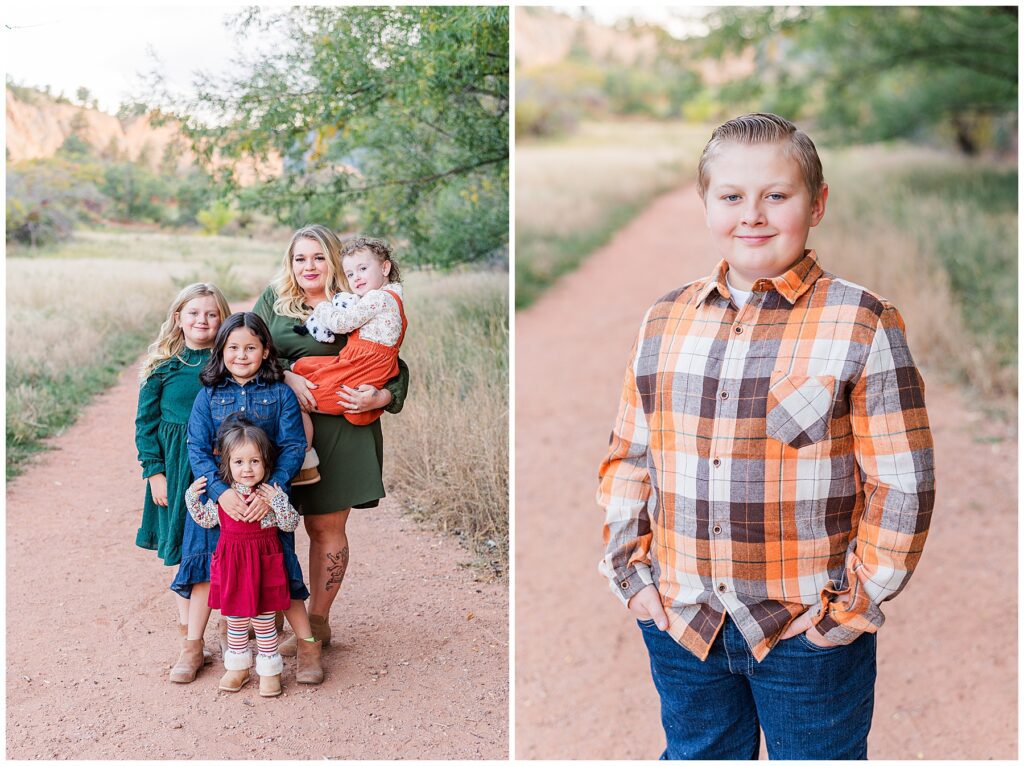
{"left": 3, "top": 4, "right": 273, "bottom": 113}
{"left": 548, "top": 5, "right": 711, "bottom": 39}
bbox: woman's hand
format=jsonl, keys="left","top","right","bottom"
{"left": 217, "top": 487, "right": 250, "bottom": 521}
{"left": 284, "top": 370, "right": 318, "bottom": 413}
{"left": 148, "top": 474, "right": 168, "bottom": 507}
{"left": 244, "top": 493, "right": 273, "bottom": 523}
{"left": 338, "top": 384, "right": 392, "bottom": 414}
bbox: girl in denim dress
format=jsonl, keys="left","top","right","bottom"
{"left": 170, "top": 312, "right": 323, "bottom": 685}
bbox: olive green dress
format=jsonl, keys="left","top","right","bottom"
{"left": 253, "top": 286, "right": 409, "bottom": 514}
{"left": 134, "top": 347, "right": 211, "bottom": 565}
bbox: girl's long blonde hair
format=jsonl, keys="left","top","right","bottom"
{"left": 271, "top": 224, "right": 350, "bottom": 320}
{"left": 139, "top": 282, "right": 231, "bottom": 382}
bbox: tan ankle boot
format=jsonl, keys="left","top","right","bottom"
{"left": 279, "top": 631, "right": 298, "bottom": 657}
{"left": 178, "top": 623, "right": 212, "bottom": 663}
{"left": 169, "top": 639, "right": 205, "bottom": 683}
{"left": 309, "top": 614, "right": 332, "bottom": 647}
{"left": 218, "top": 669, "right": 251, "bottom": 692}
{"left": 295, "top": 638, "right": 324, "bottom": 684}
{"left": 217, "top": 618, "right": 231, "bottom": 657}
{"left": 280, "top": 614, "right": 330, "bottom": 656}
{"left": 259, "top": 674, "right": 282, "bottom": 697}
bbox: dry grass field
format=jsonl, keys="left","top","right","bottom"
{"left": 382, "top": 270, "right": 509, "bottom": 573}
{"left": 815, "top": 144, "right": 1016, "bottom": 397}
{"left": 515, "top": 120, "right": 709, "bottom": 307}
{"left": 6, "top": 231, "right": 279, "bottom": 474}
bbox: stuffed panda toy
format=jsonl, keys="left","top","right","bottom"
{"left": 292, "top": 291, "right": 359, "bottom": 343}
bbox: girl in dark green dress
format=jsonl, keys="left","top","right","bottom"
{"left": 252, "top": 224, "right": 409, "bottom": 656}
{"left": 135, "top": 283, "right": 231, "bottom": 671}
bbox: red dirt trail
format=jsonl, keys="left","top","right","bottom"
{"left": 514, "top": 186, "right": 1017, "bottom": 759}
{"left": 7, "top": 352, "right": 508, "bottom": 758}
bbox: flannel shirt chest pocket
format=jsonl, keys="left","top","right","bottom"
{"left": 765, "top": 372, "right": 836, "bottom": 449}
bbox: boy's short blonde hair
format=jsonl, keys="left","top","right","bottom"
{"left": 697, "top": 113, "right": 825, "bottom": 203}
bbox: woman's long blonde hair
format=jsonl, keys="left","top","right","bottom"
{"left": 271, "top": 224, "right": 350, "bottom": 320}
{"left": 139, "top": 282, "right": 231, "bottom": 382}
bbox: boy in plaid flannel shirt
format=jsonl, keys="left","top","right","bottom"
{"left": 598, "top": 113, "right": 934, "bottom": 760}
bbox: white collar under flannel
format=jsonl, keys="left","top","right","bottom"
{"left": 597, "top": 250, "right": 934, "bottom": 662}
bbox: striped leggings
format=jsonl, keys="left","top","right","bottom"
{"left": 225, "top": 613, "right": 278, "bottom": 655}
{"left": 222, "top": 613, "right": 282, "bottom": 676}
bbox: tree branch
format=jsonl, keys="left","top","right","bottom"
{"left": 336, "top": 154, "right": 507, "bottom": 195}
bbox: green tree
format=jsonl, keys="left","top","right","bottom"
{"left": 100, "top": 162, "right": 171, "bottom": 223}
{"left": 57, "top": 112, "right": 93, "bottom": 159}
{"left": 168, "top": 6, "right": 508, "bottom": 267}
{"left": 700, "top": 6, "right": 1017, "bottom": 152}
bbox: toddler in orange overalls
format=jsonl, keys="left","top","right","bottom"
{"left": 291, "top": 237, "right": 407, "bottom": 482}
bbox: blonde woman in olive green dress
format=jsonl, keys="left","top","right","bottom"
{"left": 135, "top": 282, "right": 231, "bottom": 673}
{"left": 253, "top": 224, "right": 409, "bottom": 654}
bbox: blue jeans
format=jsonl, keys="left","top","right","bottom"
{"left": 638, "top": 616, "right": 876, "bottom": 760}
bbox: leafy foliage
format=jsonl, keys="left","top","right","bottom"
{"left": 196, "top": 200, "right": 237, "bottom": 235}
{"left": 516, "top": 25, "right": 703, "bottom": 137}
{"left": 699, "top": 6, "right": 1018, "bottom": 153}
{"left": 171, "top": 6, "right": 509, "bottom": 267}
{"left": 7, "top": 122, "right": 220, "bottom": 243}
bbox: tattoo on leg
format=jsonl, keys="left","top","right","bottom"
{"left": 325, "top": 547, "right": 349, "bottom": 592}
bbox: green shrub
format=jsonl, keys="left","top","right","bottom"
{"left": 196, "top": 201, "right": 237, "bottom": 235}
{"left": 5, "top": 158, "right": 108, "bottom": 246}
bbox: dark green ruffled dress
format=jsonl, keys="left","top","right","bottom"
{"left": 252, "top": 286, "right": 409, "bottom": 514}
{"left": 134, "top": 347, "right": 211, "bottom": 565}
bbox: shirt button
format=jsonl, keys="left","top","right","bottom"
{"left": 734, "top": 325, "right": 743, "bottom": 334}
{"left": 240, "top": 406, "right": 245, "bottom": 411}
{"left": 720, "top": 391, "right": 729, "bottom": 400}
{"left": 620, "top": 580, "right": 630, "bottom": 590}
{"left": 713, "top": 524, "right": 722, "bottom": 535}
{"left": 718, "top": 583, "right": 727, "bottom": 593}
{"left": 712, "top": 458, "right": 721, "bottom": 467}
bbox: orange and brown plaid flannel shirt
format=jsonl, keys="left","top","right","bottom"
{"left": 598, "top": 250, "right": 934, "bottom": 662}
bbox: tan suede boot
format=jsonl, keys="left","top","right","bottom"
{"left": 178, "top": 624, "right": 212, "bottom": 663}
{"left": 279, "top": 632, "right": 298, "bottom": 657}
{"left": 255, "top": 650, "right": 284, "bottom": 696}
{"left": 169, "top": 639, "right": 205, "bottom": 683}
{"left": 217, "top": 618, "right": 231, "bottom": 657}
{"left": 281, "top": 614, "right": 331, "bottom": 657}
{"left": 218, "top": 669, "right": 251, "bottom": 692}
{"left": 259, "top": 674, "right": 283, "bottom": 697}
{"left": 310, "top": 614, "right": 332, "bottom": 647}
{"left": 295, "top": 638, "right": 324, "bottom": 684}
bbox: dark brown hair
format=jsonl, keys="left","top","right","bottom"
{"left": 200, "top": 312, "right": 285, "bottom": 387}
{"left": 340, "top": 235, "right": 401, "bottom": 283}
{"left": 215, "top": 415, "right": 277, "bottom": 488}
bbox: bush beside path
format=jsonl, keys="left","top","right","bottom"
{"left": 6, "top": 360, "right": 508, "bottom": 759}
{"left": 514, "top": 186, "right": 1017, "bottom": 759}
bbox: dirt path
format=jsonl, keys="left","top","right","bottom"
{"left": 7, "top": 351, "right": 507, "bottom": 758}
{"left": 514, "top": 186, "right": 1017, "bottom": 759}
